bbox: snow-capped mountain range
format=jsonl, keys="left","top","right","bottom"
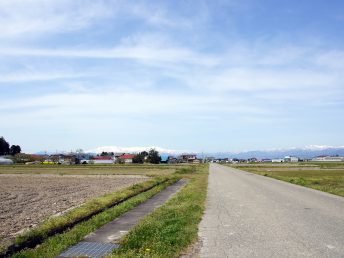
{"left": 210, "top": 145, "right": 344, "bottom": 159}
{"left": 85, "top": 146, "right": 189, "bottom": 155}
{"left": 35, "top": 145, "right": 344, "bottom": 159}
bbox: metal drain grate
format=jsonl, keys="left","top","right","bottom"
{"left": 59, "top": 241, "right": 119, "bottom": 258}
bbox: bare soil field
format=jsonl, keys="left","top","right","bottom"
{"left": 0, "top": 174, "right": 148, "bottom": 247}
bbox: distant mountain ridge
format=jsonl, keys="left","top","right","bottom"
{"left": 85, "top": 146, "right": 188, "bottom": 155}
{"left": 34, "top": 145, "right": 344, "bottom": 159}
{"left": 208, "top": 146, "right": 344, "bottom": 159}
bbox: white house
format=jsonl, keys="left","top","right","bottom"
{"left": 92, "top": 156, "right": 114, "bottom": 164}
{"left": 272, "top": 158, "right": 284, "bottom": 163}
{"left": 119, "top": 154, "right": 135, "bottom": 164}
{"left": 284, "top": 156, "right": 299, "bottom": 162}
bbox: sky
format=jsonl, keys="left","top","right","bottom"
{"left": 1, "top": 0, "right": 344, "bottom": 153}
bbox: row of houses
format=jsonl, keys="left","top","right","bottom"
{"left": 85, "top": 154, "right": 136, "bottom": 164}
{"left": 311, "top": 156, "right": 344, "bottom": 162}
{"left": 10, "top": 153, "right": 202, "bottom": 165}
{"left": 206, "top": 155, "right": 344, "bottom": 163}
{"left": 81, "top": 153, "right": 202, "bottom": 164}
{"left": 4, "top": 152, "right": 343, "bottom": 165}
{"left": 41, "top": 153, "right": 137, "bottom": 165}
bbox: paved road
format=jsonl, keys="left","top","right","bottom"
{"left": 199, "top": 164, "right": 344, "bottom": 258}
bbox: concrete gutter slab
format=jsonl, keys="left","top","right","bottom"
{"left": 58, "top": 179, "right": 187, "bottom": 257}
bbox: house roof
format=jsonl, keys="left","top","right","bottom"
{"left": 93, "top": 156, "right": 113, "bottom": 160}
{"left": 29, "top": 154, "right": 45, "bottom": 158}
{"left": 120, "top": 154, "right": 135, "bottom": 159}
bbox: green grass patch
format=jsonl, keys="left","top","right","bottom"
{"left": 1, "top": 176, "right": 177, "bottom": 257}
{"left": 230, "top": 163, "right": 344, "bottom": 197}
{"left": 175, "top": 165, "right": 197, "bottom": 174}
{"left": 111, "top": 164, "right": 208, "bottom": 257}
{"left": 11, "top": 178, "right": 178, "bottom": 258}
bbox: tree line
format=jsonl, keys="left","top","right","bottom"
{"left": 0, "top": 137, "right": 21, "bottom": 156}
{"left": 133, "top": 149, "right": 161, "bottom": 164}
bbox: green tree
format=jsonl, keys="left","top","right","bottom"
{"left": 10, "top": 145, "right": 21, "bottom": 155}
{"left": 132, "top": 152, "right": 145, "bottom": 164}
{"left": 0, "top": 137, "right": 10, "bottom": 155}
{"left": 147, "top": 149, "right": 161, "bottom": 164}
{"left": 141, "top": 151, "right": 148, "bottom": 157}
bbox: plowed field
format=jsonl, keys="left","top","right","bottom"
{"left": 0, "top": 174, "right": 148, "bottom": 247}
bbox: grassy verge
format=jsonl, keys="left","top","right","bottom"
{"left": 230, "top": 163, "right": 344, "bottom": 197}
{"left": 111, "top": 164, "right": 209, "bottom": 257}
{"left": 11, "top": 178, "right": 179, "bottom": 258}
{"left": 1, "top": 176, "right": 176, "bottom": 257}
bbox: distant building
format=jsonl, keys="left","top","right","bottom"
{"left": 119, "top": 154, "right": 135, "bottom": 164}
{"left": 160, "top": 154, "right": 169, "bottom": 163}
{"left": 92, "top": 156, "right": 114, "bottom": 164}
{"left": 45, "top": 154, "right": 76, "bottom": 165}
{"left": 180, "top": 154, "right": 197, "bottom": 163}
{"left": 284, "top": 156, "right": 299, "bottom": 162}
{"left": 205, "top": 157, "right": 215, "bottom": 163}
{"left": 222, "top": 158, "right": 229, "bottom": 163}
{"left": 272, "top": 158, "right": 284, "bottom": 163}
{"left": 80, "top": 159, "right": 91, "bottom": 164}
{"left": 261, "top": 158, "right": 272, "bottom": 163}
{"left": 312, "top": 156, "right": 344, "bottom": 162}
{"left": 59, "top": 154, "right": 76, "bottom": 165}
{"left": 167, "top": 156, "right": 178, "bottom": 164}
{"left": 0, "top": 157, "right": 13, "bottom": 165}
{"left": 29, "top": 154, "right": 46, "bottom": 162}
{"left": 232, "top": 158, "right": 240, "bottom": 163}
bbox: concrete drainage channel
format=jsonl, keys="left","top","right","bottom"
{"left": 3, "top": 179, "right": 172, "bottom": 258}
{"left": 58, "top": 179, "right": 188, "bottom": 258}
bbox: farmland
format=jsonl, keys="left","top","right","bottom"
{"left": 230, "top": 162, "right": 344, "bottom": 197}
{"left": 0, "top": 164, "right": 179, "bottom": 176}
{"left": 0, "top": 164, "right": 180, "bottom": 252}
{"left": 0, "top": 174, "right": 149, "bottom": 248}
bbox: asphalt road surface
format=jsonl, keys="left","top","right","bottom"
{"left": 198, "top": 164, "right": 344, "bottom": 258}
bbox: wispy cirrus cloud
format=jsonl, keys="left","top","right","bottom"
{"left": 0, "top": 0, "right": 114, "bottom": 39}
{"left": 0, "top": 70, "right": 91, "bottom": 83}
{"left": 0, "top": 0, "right": 197, "bottom": 40}
{"left": 0, "top": 46, "right": 218, "bottom": 66}
{"left": 1, "top": 0, "right": 344, "bottom": 152}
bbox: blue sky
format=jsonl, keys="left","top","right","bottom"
{"left": 1, "top": 0, "right": 344, "bottom": 153}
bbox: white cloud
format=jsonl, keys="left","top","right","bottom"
{"left": 0, "top": 0, "right": 113, "bottom": 39}
{"left": 0, "top": 0, "right": 198, "bottom": 40}
{"left": 128, "top": 2, "right": 191, "bottom": 28}
{"left": 0, "top": 91, "right": 261, "bottom": 115}
{"left": 207, "top": 68, "right": 339, "bottom": 91}
{"left": 0, "top": 70, "right": 90, "bottom": 83}
{"left": 0, "top": 45, "right": 218, "bottom": 66}
{"left": 315, "top": 50, "right": 344, "bottom": 69}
